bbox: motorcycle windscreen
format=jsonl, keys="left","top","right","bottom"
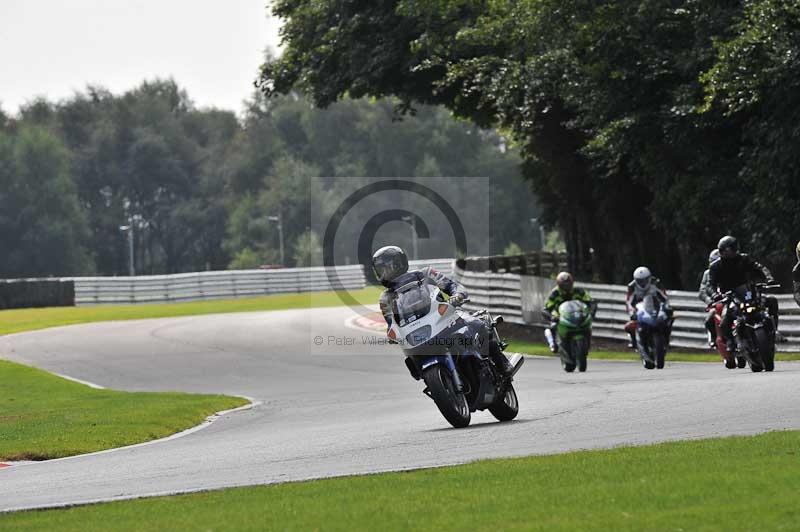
{"left": 636, "top": 296, "right": 660, "bottom": 326}
{"left": 392, "top": 285, "right": 432, "bottom": 326}
{"left": 558, "top": 300, "right": 588, "bottom": 326}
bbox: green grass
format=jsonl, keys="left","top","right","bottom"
{"left": 0, "top": 360, "right": 247, "bottom": 461}
{"left": 0, "top": 287, "right": 382, "bottom": 336}
{"left": 509, "top": 339, "right": 800, "bottom": 362}
{"left": 2, "top": 430, "right": 799, "bottom": 530}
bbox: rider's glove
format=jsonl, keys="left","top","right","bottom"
{"left": 449, "top": 293, "right": 466, "bottom": 307}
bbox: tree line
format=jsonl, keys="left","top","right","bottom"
{"left": 0, "top": 79, "right": 539, "bottom": 278}
{"left": 260, "top": 0, "right": 800, "bottom": 289}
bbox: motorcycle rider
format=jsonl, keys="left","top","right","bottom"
{"left": 543, "top": 272, "right": 596, "bottom": 353}
{"left": 793, "top": 241, "right": 800, "bottom": 308}
{"left": 708, "top": 235, "right": 781, "bottom": 351}
{"left": 625, "top": 267, "right": 673, "bottom": 348}
{"left": 373, "top": 245, "right": 514, "bottom": 375}
{"left": 699, "top": 249, "right": 721, "bottom": 348}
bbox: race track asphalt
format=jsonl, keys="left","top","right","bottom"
{"left": 1, "top": 306, "right": 799, "bottom": 511}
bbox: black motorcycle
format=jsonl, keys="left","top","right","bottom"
{"left": 715, "top": 282, "right": 778, "bottom": 372}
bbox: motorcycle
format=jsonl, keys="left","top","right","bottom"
{"left": 708, "top": 300, "right": 741, "bottom": 369}
{"left": 546, "top": 300, "right": 594, "bottom": 372}
{"left": 389, "top": 277, "right": 524, "bottom": 428}
{"left": 633, "top": 295, "right": 671, "bottom": 369}
{"left": 713, "top": 282, "right": 778, "bottom": 372}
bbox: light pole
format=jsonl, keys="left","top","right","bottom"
{"left": 268, "top": 214, "right": 285, "bottom": 266}
{"left": 530, "top": 218, "right": 546, "bottom": 251}
{"left": 401, "top": 215, "right": 419, "bottom": 260}
{"left": 119, "top": 224, "right": 134, "bottom": 276}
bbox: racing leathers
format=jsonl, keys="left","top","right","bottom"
{"left": 543, "top": 286, "right": 595, "bottom": 352}
{"left": 379, "top": 267, "right": 512, "bottom": 375}
{"left": 626, "top": 277, "right": 673, "bottom": 347}
{"left": 793, "top": 260, "right": 800, "bottom": 308}
{"left": 698, "top": 268, "right": 717, "bottom": 347}
{"left": 707, "top": 254, "right": 779, "bottom": 347}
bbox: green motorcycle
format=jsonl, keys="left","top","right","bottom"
{"left": 555, "top": 300, "right": 594, "bottom": 372}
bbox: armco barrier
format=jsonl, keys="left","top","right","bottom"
{"left": 408, "top": 258, "right": 454, "bottom": 276}
{"left": 453, "top": 265, "right": 800, "bottom": 352}
{"left": 68, "top": 265, "right": 367, "bottom": 305}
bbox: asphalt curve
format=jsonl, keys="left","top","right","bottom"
{"left": 1, "top": 306, "right": 799, "bottom": 512}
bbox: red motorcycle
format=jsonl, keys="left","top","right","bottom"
{"left": 707, "top": 301, "right": 745, "bottom": 369}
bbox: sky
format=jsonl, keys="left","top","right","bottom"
{"left": 0, "top": 1, "right": 282, "bottom": 117}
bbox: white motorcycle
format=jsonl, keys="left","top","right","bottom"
{"left": 389, "top": 276, "right": 524, "bottom": 428}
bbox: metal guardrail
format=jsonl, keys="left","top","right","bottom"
{"left": 408, "top": 259, "right": 454, "bottom": 277}
{"left": 453, "top": 266, "right": 800, "bottom": 352}
{"left": 68, "top": 265, "right": 367, "bottom": 305}
{"left": 457, "top": 252, "right": 568, "bottom": 276}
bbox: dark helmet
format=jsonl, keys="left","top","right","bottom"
{"left": 708, "top": 248, "right": 720, "bottom": 266}
{"left": 718, "top": 235, "right": 739, "bottom": 259}
{"left": 556, "top": 271, "right": 574, "bottom": 294}
{"left": 372, "top": 245, "right": 408, "bottom": 285}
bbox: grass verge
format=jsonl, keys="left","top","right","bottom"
{"left": 0, "top": 287, "right": 382, "bottom": 336}
{"left": 1, "top": 430, "right": 798, "bottom": 530}
{"left": 0, "top": 360, "right": 247, "bottom": 461}
{"left": 508, "top": 339, "right": 800, "bottom": 362}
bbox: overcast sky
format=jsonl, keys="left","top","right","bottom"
{"left": 0, "top": 1, "right": 282, "bottom": 117}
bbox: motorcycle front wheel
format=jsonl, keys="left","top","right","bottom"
{"left": 559, "top": 337, "right": 577, "bottom": 372}
{"left": 576, "top": 337, "right": 588, "bottom": 372}
{"left": 423, "top": 365, "right": 471, "bottom": 428}
{"left": 755, "top": 328, "right": 774, "bottom": 372}
{"left": 488, "top": 384, "right": 519, "bottom": 422}
{"left": 654, "top": 332, "right": 667, "bottom": 369}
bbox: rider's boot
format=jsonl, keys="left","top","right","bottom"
{"left": 544, "top": 328, "right": 558, "bottom": 353}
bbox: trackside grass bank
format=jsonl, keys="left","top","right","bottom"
{"left": 2, "top": 430, "right": 798, "bottom": 530}
{"left": 0, "top": 360, "right": 247, "bottom": 460}
{"left": 0, "top": 287, "right": 382, "bottom": 336}
{"left": 509, "top": 340, "right": 800, "bottom": 362}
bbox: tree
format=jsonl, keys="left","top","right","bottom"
{"left": 700, "top": 0, "right": 800, "bottom": 283}
{"left": 293, "top": 229, "right": 323, "bottom": 266}
{"left": 0, "top": 126, "right": 93, "bottom": 277}
{"left": 259, "top": 0, "right": 771, "bottom": 287}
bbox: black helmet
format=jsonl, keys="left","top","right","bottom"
{"left": 718, "top": 235, "right": 738, "bottom": 259}
{"left": 372, "top": 246, "right": 408, "bottom": 285}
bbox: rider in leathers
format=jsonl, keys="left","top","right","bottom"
{"left": 543, "top": 272, "right": 596, "bottom": 353}
{"left": 708, "top": 236, "right": 780, "bottom": 350}
{"left": 699, "top": 249, "right": 721, "bottom": 348}
{"left": 793, "top": 241, "right": 800, "bottom": 308}
{"left": 373, "top": 245, "right": 513, "bottom": 375}
{"left": 626, "top": 267, "right": 673, "bottom": 348}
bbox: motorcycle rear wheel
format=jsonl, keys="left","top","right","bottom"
{"left": 488, "top": 384, "right": 519, "bottom": 422}
{"left": 423, "top": 366, "right": 471, "bottom": 428}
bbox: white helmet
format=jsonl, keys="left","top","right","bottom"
{"left": 633, "top": 266, "right": 652, "bottom": 289}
